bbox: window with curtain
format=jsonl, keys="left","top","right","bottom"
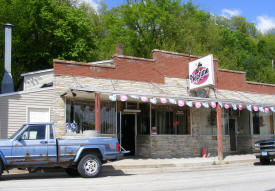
{"left": 151, "top": 105, "right": 190, "bottom": 135}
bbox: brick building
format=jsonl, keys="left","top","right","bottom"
{"left": 1, "top": 49, "right": 275, "bottom": 158}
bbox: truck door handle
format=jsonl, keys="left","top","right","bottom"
{"left": 40, "top": 141, "right": 48, "bottom": 144}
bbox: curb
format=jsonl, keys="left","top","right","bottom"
{"left": 103, "top": 159, "right": 258, "bottom": 171}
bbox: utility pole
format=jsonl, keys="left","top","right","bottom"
{"left": 272, "top": 59, "right": 274, "bottom": 70}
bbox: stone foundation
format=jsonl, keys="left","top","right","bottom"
{"left": 136, "top": 135, "right": 151, "bottom": 157}
{"left": 135, "top": 134, "right": 231, "bottom": 158}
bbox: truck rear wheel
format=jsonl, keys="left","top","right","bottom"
{"left": 77, "top": 154, "right": 102, "bottom": 178}
{"left": 260, "top": 157, "right": 270, "bottom": 165}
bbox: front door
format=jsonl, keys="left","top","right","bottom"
{"left": 121, "top": 114, "right": 136, "bottom": 156}
{"left": 229, "top": 119, "right": 237, "bottom": 151}
{"left": 12, "top": 124, "right": 49, "bottom": 165}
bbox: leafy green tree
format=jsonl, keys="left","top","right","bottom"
{"left": 0, "top": 0, "right": 275, "bottom": 88}
{"left": 0, "top": 0, "right": 97, "bottom": 89}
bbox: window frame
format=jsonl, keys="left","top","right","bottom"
{"left": 252, "top": 111, "right": 274, "bottom": 136}
{"left": 20, "top": 125, "right": 47, "bottom": 140}
{"left": 150, "top": 104, "right": 191, "bottom": 136}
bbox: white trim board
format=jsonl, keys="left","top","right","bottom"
{"left": 0, "top": 87, "right": 54, "bottom": 97}
{"left": 21, "top": 69, "right": 53, "bottom": 77}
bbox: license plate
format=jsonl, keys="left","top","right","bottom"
{"left": 262, "top": 151, "right": 268, "bottom": 156}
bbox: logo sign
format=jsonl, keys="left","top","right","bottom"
{"left": 189, "top": 54, "right": 215, "bottom": 90}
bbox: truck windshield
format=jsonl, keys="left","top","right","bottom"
{"left": 9, "top": 125, "right": 26, "bottom": 139}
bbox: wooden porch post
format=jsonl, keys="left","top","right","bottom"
{"left": 95, "top": 93, "right": 101, "bottom": 132}
{"left": 216, "top": 103, "right": 223, "bottom": 160}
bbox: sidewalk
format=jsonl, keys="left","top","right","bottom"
{"left": 5, "top": 154, "right": 258, "bottom": 175}
{"left": 104, "top": 154, "right": 257, "bottom": 170}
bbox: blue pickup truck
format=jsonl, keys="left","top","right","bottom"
{"left": 0, "top": 123, "right": 126, "bottom": 178}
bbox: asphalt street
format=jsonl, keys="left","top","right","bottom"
{"left": 0, "top": 163, "right": 275, "bottom": 191}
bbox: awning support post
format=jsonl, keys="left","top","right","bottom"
{"left": 95, "top": 93, "right": 101, "bottom": 132}
{"left": 216, "top": 103, "right": 223, "bottom": 160}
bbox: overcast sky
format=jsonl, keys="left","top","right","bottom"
{"left": 81, "top": 0, "right": 275, "bottom": 33}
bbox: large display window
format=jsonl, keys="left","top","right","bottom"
{"left": 151, "top": 105, "right": 190, "bottom": 135}
{"left": 253, "top": 111, "right": 274, "bottom": 135}
{"left": 66, "top": 99, "right": 116, "bottom": 134}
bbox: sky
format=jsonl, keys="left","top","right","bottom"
{"left": 81, "top": 0, "right": 275, "bottom": 33}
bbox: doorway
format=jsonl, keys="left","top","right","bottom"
{"left": 121, "top": 113, "right": 136, "bottom": 156}
{"left": 229, "top": 118, "right": 237, "bottom": 151}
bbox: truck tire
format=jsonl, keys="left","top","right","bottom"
{"left": 260, "top": 157, "right": 270, "bottom": 165}
{"left": 77, "top": 154, "right": 102, "bottom": 178}
{"left": 65, "top": 168, "right": 79, "bottom": 177}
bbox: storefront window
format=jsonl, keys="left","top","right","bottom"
{"left": 223, "top": 109, "right": 251, "bottom": 135}
{"left": 253, "top": 111, "right": 274, "bottom": 135}
{"left": 137, "top": 103, "right": 150, "bottom": 135}
{"left": 200, "top": 108, "right": 217, "bottom": 135}
{"left": 151, "top": 105, "right": 190, "bottom": 135}
{"left": 100, "top": 101, "right": 116, "bottom": 134}
{"left": 66, "top": 99, "right": 116, "bottom": 134}
{"left": 66, "top": 99, "right": 95, "bottom": 133}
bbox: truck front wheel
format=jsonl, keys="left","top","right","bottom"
{"left": 77, "top": 154, "right": 102, "bottom": 178}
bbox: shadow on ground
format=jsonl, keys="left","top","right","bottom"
{"left": 0, "top": 166, "right": 132, "bottom": 181}
{"left": 254, "top": 161, "right": 275, "bottom": 166}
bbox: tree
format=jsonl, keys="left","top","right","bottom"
{"left": 0, "top": 0, "right": 97, "bottom": 90}
{"left": 0, "top": 0, "right": 274, "bottom": 88}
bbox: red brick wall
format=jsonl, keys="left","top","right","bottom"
{"left": 152, "top": 51, "right": 192, "bottom": 79}
{"left": 217, "top": 70, "right": 275, "bottom": 94}
{"left": 54, "top": 50, "right": 275, "bottom": 95}
{"left": 216, "top": 70, "right": 247, "bottom": 91}
{"left": 54, "top": 56, "right": 164, "bottom": 83}
{"left": 246, "top": 82, "right": 275, "bottom": 94}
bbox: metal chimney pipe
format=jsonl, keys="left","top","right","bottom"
{"left": 1, "top": 23, "right": 14, "bottom": 93}
{"left": 4, "top": 23, "right": 12, "bottom": 73}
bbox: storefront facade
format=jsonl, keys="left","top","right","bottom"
{"left": 49, "top": 49, "right": 275, "bottom": 158}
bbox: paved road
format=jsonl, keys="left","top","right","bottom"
{"left": 0, "top": 163, "right": 275, "bottom": 191}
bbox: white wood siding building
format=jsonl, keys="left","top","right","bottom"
{"left": 0, "top": 87, "right": 54, "bottom": 138}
